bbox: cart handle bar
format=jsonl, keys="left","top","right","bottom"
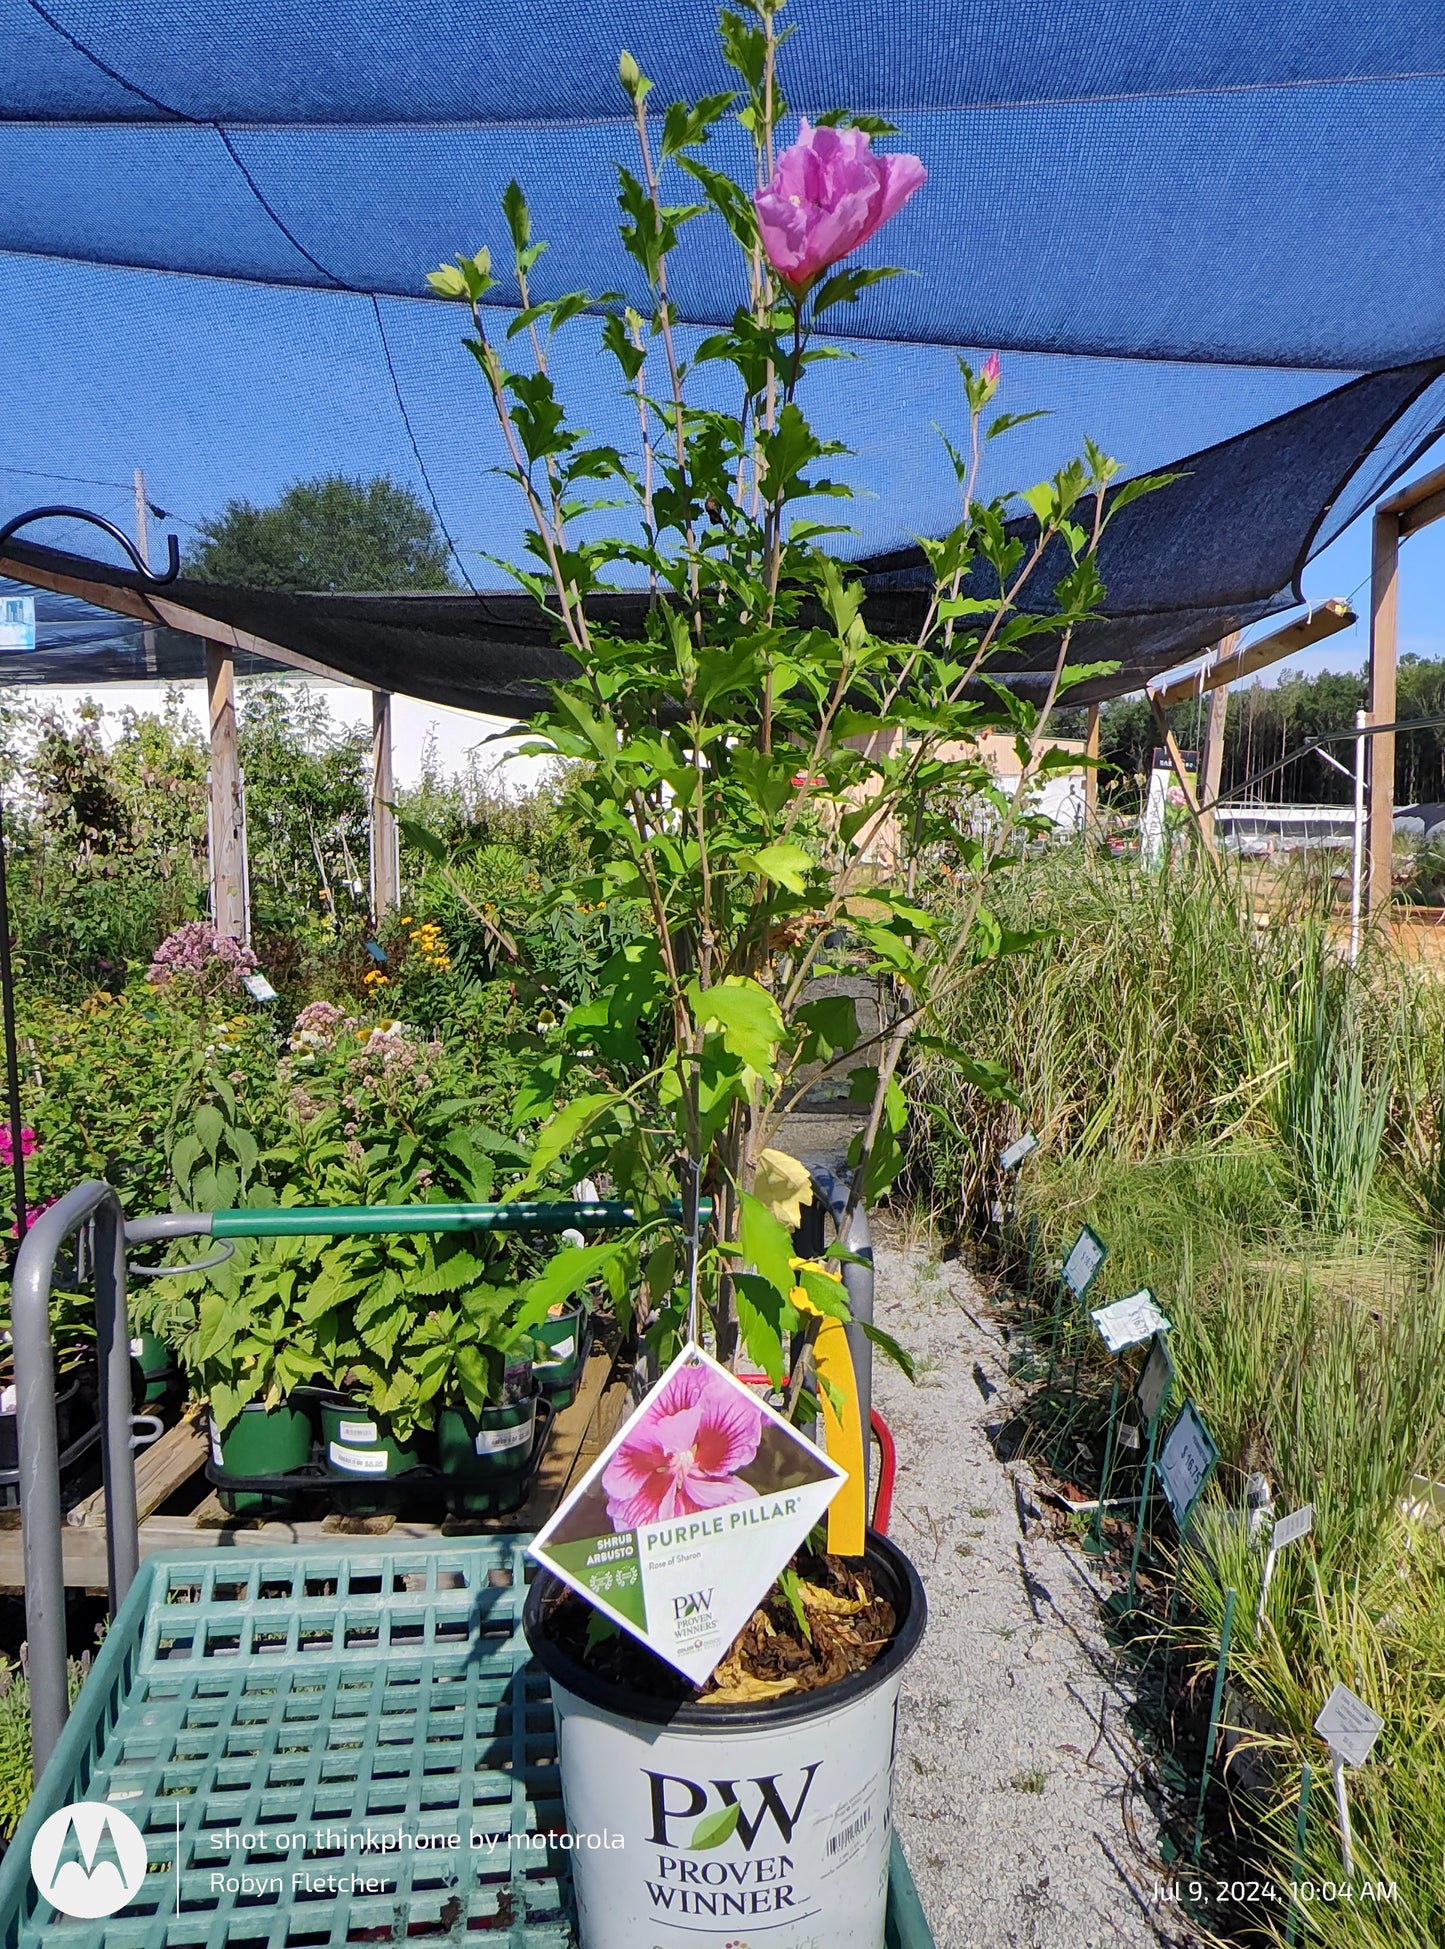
{"left": 125, "top": 1198, "right": 711, "bottom": 1246}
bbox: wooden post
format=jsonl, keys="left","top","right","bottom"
{"left": 206, "top": 647, "right": 246, "bottom": 939}
{"left": 1148, "top": 691, "right": 1220, "bottom": 863}
{"left": 370, "top": 690, "right": 400, "bottom": 922}
{"left": 1198, "top": 633, "right": 1237, "bottom": 849}
{"left": 1367, "top": 509, "right": 1400, "bottom": 915}
{"left": 1083, "top": 702, "right": 1101, "bottom": 835}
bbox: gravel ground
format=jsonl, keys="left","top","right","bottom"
{"left": 874, "top": 1228, "right": 1193, "bottom": 1949}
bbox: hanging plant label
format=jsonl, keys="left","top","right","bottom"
{"left": 1091, "top": 1288, "right": 1172, "bottom": 1353}
{"left": 242, "top": 971, "right": 278, "bottom": 1002}
{"left": 1156, "top": 1401, "right": 1219, "bottom": 1526}
{"left": 1314, "top": 1684, "right": 1383, "bottom": 1768}
{"left": 1062, "top": 1225, "right": 1107, "bottom": 1299}
{"left": 999, "top": 1131, "right": 1039, "bottom": 1171}
{"left": 528, "top": 1343, "right": 846, "bottom": 1686}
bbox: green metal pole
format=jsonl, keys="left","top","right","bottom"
{"left": 1285, "top": 1764, "right": 1312, "bottom": 1947}
{"left": 1191, "top": 1586, "right": 1236, "bottom": 1864}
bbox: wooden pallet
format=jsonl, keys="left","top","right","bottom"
{"left": 0, "top": 1337, "right": 630, "bottom": 1593}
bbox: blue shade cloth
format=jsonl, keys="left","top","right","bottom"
{"left": 3, "top": 0, "right": 1445, "bottom": 704}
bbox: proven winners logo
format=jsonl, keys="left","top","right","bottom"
{"left": 30, "top": 1801, "right": 148, "bottom": 1919}
{"left": 643, "top": 1760, "right": 820, "bottom": 1923}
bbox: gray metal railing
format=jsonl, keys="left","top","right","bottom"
{"left": 13, "top": 1181, "right": 142, "bottom": 1776}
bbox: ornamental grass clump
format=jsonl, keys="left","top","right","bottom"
{"left": 424, "top": 0, "right": 1171, "bottom": 1403}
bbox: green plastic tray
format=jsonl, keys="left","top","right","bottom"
{"left": 0, "top": 1536, "right": 933, "bottom": 1949}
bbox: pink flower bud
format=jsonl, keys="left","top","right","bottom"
{"left": 982, "top": 352, "right": 1002, "bottom": 388}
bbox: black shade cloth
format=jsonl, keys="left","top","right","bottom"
{"left": 2, "top": 361, "right": 1441, "bottom": 714}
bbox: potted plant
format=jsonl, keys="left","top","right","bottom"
{"left": 422, "top": 0, "right": 1164, "bottom": 1936}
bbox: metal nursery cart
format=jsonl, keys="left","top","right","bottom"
{"left": 0, "top": 1178, "right": 932, "bottom": 1949}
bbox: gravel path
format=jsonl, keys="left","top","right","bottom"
{"left": 874, "top": 1229, "right": 1193, "bottom": 1949}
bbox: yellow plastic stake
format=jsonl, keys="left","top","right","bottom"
{"left": 792, "top": 1283, "right": 866, "bottom": 1555}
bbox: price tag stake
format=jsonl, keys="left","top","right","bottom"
{"left": 1256, "top": 1503, "right": 1314, "bottom": 1629}
{"left": 1313, "top": 1683, "right": 1384, "bottom": 1880}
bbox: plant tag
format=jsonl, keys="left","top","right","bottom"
{"left": 539, "top": 1336, "right": 576, "bottom": 1362}
{"left": 528, "top": 1343, "right": 846, "bottom": 1686}
{"left": 1135, "top": 1335, "right": 1173, "bottom": 1427}
{"left": 328, "top": 1442, "right": 389, "bottom": 1474}
{"left": 1272, "top": 1503, "right": 1314, "bottom": 1549}
{"left": 338, "top": 1419, "right": 375, "bottom": 1444}
{"left": 999, "top": 1131, "right": 1039, "bottom": 1171}
{"left": 208, "top": 1418, "right": 224, "bottom": 1467}
{"left": 1062, "top": 1225, "right": 1107, "bottom": 1299}
{"left": 1156, "top": 1401, "right": 1218, "bottom": 1526}
{"left": 474, "top": 1417, "right": 533, "bottom": 1456}
{"left": 1091, "top": 1288, "right": 1171, "bottom": 1353}
{"left": 1315, "top": 1684, "right": 1383, "bottom": 1768}
{"left": 128, "top": 1337, "right": 144, "bottom": 1358}
{"left": 242, "top": 971, "right": 279, "bottom": 1002}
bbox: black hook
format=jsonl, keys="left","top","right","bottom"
{"left": 0, "top": 504, "right": 181, "bottom": 585}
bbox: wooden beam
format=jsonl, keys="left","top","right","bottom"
{"left": 370, "top": 691, "right": 400, "bottom": 921}
{"left": 1083, "top": 702, "right": 1100, "bottom": 833}
{"left": 0, "top": 550, "right": 365, "bottom": 691}
{"left": 1380, "top": 457, "right": 1445, "bottom": 535}
{"left": 207, "top": 647, "right": 247, "bottom": 940}
{"left": 1152, "top": 601, "right": 1354, "bottom": 711}
{"left": 1367, "top": 511, "right": 1401, "bottom": 914}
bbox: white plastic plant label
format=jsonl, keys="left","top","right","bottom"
{"left": 474, "top": 1417, "right": 533, "bottom": 1456}
{"left": 541, "top": 1336, "right": 576, "bottom": 1362}
{"left": 208, "top": 1417, "right": 224, "bottom": 1467}
{"left": 1091, "top": 1288, "right": 1172, "bottom": 1353}
{"left": 1272, "top": 1503, "right": 1314, "bottom": 1549}
{"left": 328, "top": 1442, "right": 389, "bottom": 1474}
{"left": 337, "top": 1419, "right": 375, "bottom": 1443}
{"left": 528, "top": 1343, "right": 846, "bottom": 1686}
{"left": 1315, "top": 1683, "right": 1383, "bottom": 1767}
{"left": 999, "top": 1130, "right": 1039, "bottom": 1171}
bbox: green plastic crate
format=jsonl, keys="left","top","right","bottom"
{"left": 0, "top": 1536, "right": 933, "bottom": 1949}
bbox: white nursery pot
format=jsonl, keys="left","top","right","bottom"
{"left": 524, "top": 1530, "right": 926, "bottom": 1949}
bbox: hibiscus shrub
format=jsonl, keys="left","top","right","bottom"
{"left": 424, "top": 0, "right": 1169, "bottom": 1409}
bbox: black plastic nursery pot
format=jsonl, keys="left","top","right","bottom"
{"left": 531, "top": 1301, "right": 590, "bottom": 1409}
{"left": 318, "top": 1395, "right": 427, "bottom": 1517}
{"left": 436, "top": 1392, "right": 539, "bottom": 1517}
{"left": 209, "top": 1399, "right": 315, "bottom": 1517}
{"left": 523, "top": 1528, "right": 927, "bottom": 1949}
{"left": 0, "top": 1368, "right": 100, "bottom": 1512}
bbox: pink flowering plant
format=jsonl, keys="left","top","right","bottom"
{"left": 425, "top": 0, "right": 1172, "bottom": 1403}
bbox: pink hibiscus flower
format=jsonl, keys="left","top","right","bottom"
{"left": 603, "top": 1363, "right": 763, "bottom": 1530}
{"left": 753, "top": 120, "right": 926, "bottom": 295}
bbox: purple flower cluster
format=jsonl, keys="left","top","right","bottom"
{"left": 147, "top": 923, "right": 258, "bottom": 996}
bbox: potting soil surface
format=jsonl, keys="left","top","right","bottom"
{"left": 876, "top": 1230, "right": 1195, "bottom": 1949}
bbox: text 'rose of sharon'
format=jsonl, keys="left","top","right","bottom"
{"left": 753, "top": 119, "right": 926, "bottom": 293}
{"left": 602, "top": 1361, "right": 763, "bottom": 1529}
